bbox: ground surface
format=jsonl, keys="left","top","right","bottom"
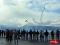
{"left": 0, "top": 38, "right": 60, "bottom": 45}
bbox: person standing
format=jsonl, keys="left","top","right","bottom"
{"left": 0, "top": 30, "right": 1, "bottom": 38}
{"left": 14, "top": 30, "right": 19, "bottom": 44}
{"left": 29, "top": 30, "right": 32, "bottom": 40}
{"left": 26, "top": 30, "right": 28, "bottom": 40}
{"left": 1, "top": 30, "right": 4, "bottom": 38}
{"left": 40, "top": 30, "right": 42, "bottom": 41}
{"left": 4, "top": 30, "right": 6, "bottom": 38}
{"left": 42, "top": 30, "right": 44, "bottom": 41}
{"left": 6, "top": 29, "right": 9, "bottom": 42}
{"left": 36, "top": 30, "right": 39, "bottom": 41}
{"left": 56, "top": 30, "right": 59, "bottom": 40}
{"left": 44, "top": 30, "right": 49, "bottom": 41}
{"left": 22, "top": 29, "right": 26, "bottom": 40}
{"left": 17, "top": 30, "right": 20, "bottom": 39}
{"left": 33, "top": 30, "right": 36, "bottom": 40}
{"left": 9, "top": 30, "right": 13, "bottom": 42}
{"left": 51, "top": 30, "right": 54, "bottom": 39}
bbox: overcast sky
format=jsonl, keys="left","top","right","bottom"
{"left": 0, "top": 0, "right": 60, "bottom": 26}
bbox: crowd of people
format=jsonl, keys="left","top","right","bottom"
{"left": 0, "top": 29, "right": 60, "bottom": 44}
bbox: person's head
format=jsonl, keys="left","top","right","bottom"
{"left": 26, "top": 30, "right": 28, "bottom": 32}
{"left": 30, "top": 29, "right": 32, "bottom": 31}
{"left": 37, "top": 30, "right": 38, "bottom": 32}
{"left": 40, "top": 30, "right": 42, "bottom": 32}
{"left": 14, "top": 29, "right": 16, "bottom": 31}
{"left": 42, "top": 30, "right": 44, "bottom": 32}
{"left": 46, "top": 30, "right": 47, "bottom": 32}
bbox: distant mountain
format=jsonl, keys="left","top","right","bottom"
{"left": 23, "top": 25, "right": 60, "bottom": 30}
{"left": 23, "top": 23, "right": 60, "bottom": 30}
{"left": 0, "top": 25, "right": 22, "bottom": 30}
{"left": 0, "top": 22, "right": 60, "bottom": 30}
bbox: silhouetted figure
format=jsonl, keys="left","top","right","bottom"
{"left": 29, "top": 30, "right": 32, "bottom": 40}
{"left": 6, "top": 29, "right": 9, "bottom": 42}
{"left": 18, "top": 30, "right": 20, "bottom": 39}
{"left": 22, "top": 29, "right": 26, "bottom": 40}
{"left": 51, "top": 30, "right": 54, "bottom": 39}
{"left": 36, "top": 30, "right": 39, "bottom": 41}
{"left": 33, "top": 30, "right": 36, "bottom": 40}
{"left": 40, "top": 30, "right": 42, "bottom": 40}
{"left": 3, "top": 30, "right": 6, "bottom": 38}
{"left": 9, "top": 30, "right": 13, "bottom": 42}
{"left": 1, "top": 30, "right": 4, "bottom": 38}
{"left": 0, "top": 30, "right": 1, "bottom": 38}
{"left": 14, "top": 30, "right": 19, "bottom": 44}
{"left": 56, "top": 30, "right": 59, "bottom": 40}
{"left": 26, "top": 30, "right": 28, "bottom": 40}
{"left": 23, "top": 29, "right": 26, "bottom": 40}
{"left": 44, "top": 30, "right": 49, "bottom": 41}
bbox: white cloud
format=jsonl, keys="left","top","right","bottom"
{"left": 0, "top": 0, "right": 60, "bottom": 27}
{"left": 0, "top": 0, "right": 4, "bottom": 6}
{"left": 45, "top": 3, "right": 60, "bottom": 10}
{"left": 27, "top": 0, "right": 60, "bottom": 11}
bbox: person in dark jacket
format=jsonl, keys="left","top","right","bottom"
{"left": 56, "top": 30, "right": 59, "bottom": 40}
{"left": 14, "top": 30, "right": 19, "bottom": 44}
{"left": 18, "top": 30, "right": 20, "bottom": 39}
{"left": 44, "top": 30, "right": 49, "bottom": 41}
{"left": 40, "top": 30, "right": 42, "bottom": 40}
{"left": 6, "top": 29, "right": 9, "bottom": 42}
{"left": 51, "top": 30, "right": 54, "bottom": 39}
{"left": 36, "top": 30, "right": 39, "bottom": 41}
{"left": 21, "top": 29, "right": 26, "bottom": 40}
{"left": 0, "top": 30, "right": 1, "bottom": 38}
{"left": 1, "top": 30, "right": 4, "bottom": 38}
{"left": 26, "top": 30, "right": 28, "bottom": 40}
{"left": 3, "top": 30, "right": 6, "bottom": 38}
{"left": 29, "top": 29, "right": 32, "bottom": 40}
{"left": 33, "top": 30, "right": 36, "bottom": 40}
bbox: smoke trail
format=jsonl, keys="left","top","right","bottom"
{"left": 25, "top": 19, "right": 33, "bottom": 24}
{"left": 33, "top": 18, "right": 40, "bottom": 24}
{"left": 40, "top": 7, "right": 46, "bottom": 22}
{"left": 51, "top": 19, "right": 60, "bottom": 23}
{"left": 33, "top": 18, "right": 37, "bottom": 23}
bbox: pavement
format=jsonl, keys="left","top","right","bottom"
{"left": 0, "top": 38, "right": 60, "bottom": 45}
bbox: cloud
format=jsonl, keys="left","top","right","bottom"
{"left": 0, "top": 0, "right": 40, "bottom": 26}
{"left": 27, "top": 0, "right": 60, "bottom": 12}
{"left": 3, "top": 0, "right": 17, "bottom": 6}
{"left": 0, "top": 0, "right": 60, "bottom": 27}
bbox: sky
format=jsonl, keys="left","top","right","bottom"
{"left": 0, "top": 0, "right": 60, "bottom": 26}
